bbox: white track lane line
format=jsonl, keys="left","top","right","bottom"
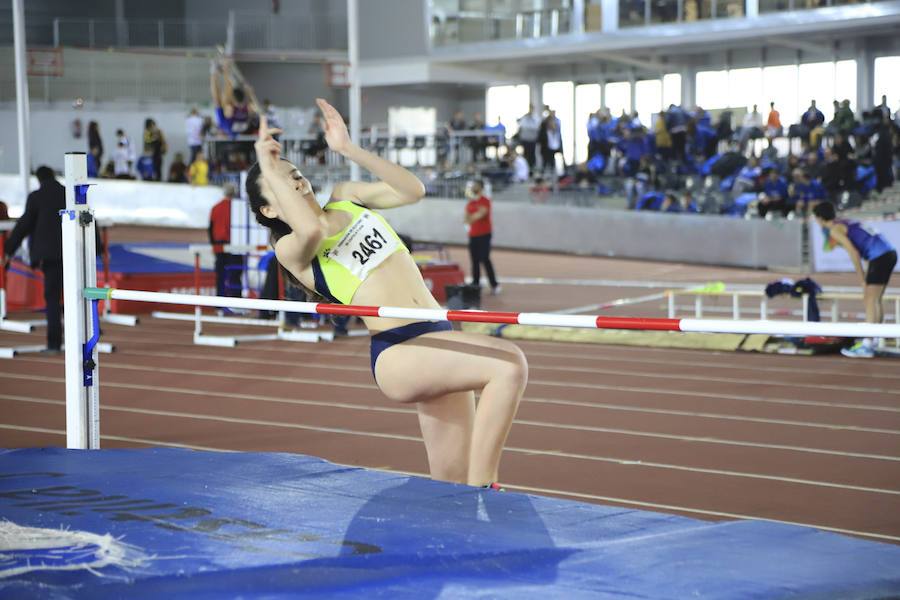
{"left": 3, "top": 396, "right": 899, "bottom": 494}
{"left": 20, "top": 348, "right": 900, "bottom": 435}
{"left": 19, "top": 355, "right": 900, "bottom": 417}
{"left": 78, "top": 346, "right": 900, "bottom": 396}
{"left": 6, "top": 422, "right": 896, "bottom": 544}
{"left": 5, "top": 367, "right": 900, "bottom": 455}
{"left": 45, "top": 348, "right": 900, "bottom": 433}
{"left": 83, "top": 327, "right": 900, "bottom": 383}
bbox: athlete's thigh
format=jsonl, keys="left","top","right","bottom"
{"left": 375, "top": 330, "right": 527, "bottom": 403}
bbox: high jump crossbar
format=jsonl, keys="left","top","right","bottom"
{"left": 61, "top": 152, "right": 900, "bottom": 451}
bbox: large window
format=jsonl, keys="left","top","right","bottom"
{"left": 486, "top": 84, "right": 530, "bottom": 139}
{"left": 695, "top": 61, "right": 857, "bottom": 127}
{"left": 662, "top": 73, "right": 682, "bottom": 108}
{"left": 604, "top": 81, "right": 632, "bottom": 117}
{"left": 543, "top": 81, "right": 575, "bottom": 166}
{"left": 634, "top": 79, "right": 662, "bottom": 126}
{"left": 873, "top": 56, "right": 899, "bottom": 109}
{"left": 575, "top": 83, "right": 602, "bottom": 163}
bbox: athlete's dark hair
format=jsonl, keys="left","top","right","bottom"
{"left": 812, "top": 202, "right": 836, "bottom": 221}
{"left": 245, "top": 161, "right": 324, "bottom": 300}
{"left": 233, "top": 87, "right": 246, "bottom": 104}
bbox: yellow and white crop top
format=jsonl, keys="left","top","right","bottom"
{"left": 310, "top": 200, "right": 408, "bottom": 304}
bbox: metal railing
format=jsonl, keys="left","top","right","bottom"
{"left": 51, "top": 13, "right": 346, "bottom": 51}
{"left": 431, "top": 6, "right": 573, "bottom": 46}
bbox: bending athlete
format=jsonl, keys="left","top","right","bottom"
{"left": 247, "top": 99, "right": 528, "bottom": 488}
{"left": 813, "top": 201, "right": 897, "bottom": 358}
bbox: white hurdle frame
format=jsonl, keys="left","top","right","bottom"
{"left": 151, "top": 243, "right": 337, "bottom": 347}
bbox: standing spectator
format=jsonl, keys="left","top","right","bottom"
{"left": 142, "top": 118, "right": 166, "bottom": 181}
{"left": 87, "top": 121, "right": 104, "bottom": 167}
{"left": 765, "top": 102, "right": 782, "bottom": 144}
{"left": 666, "top": 104, "right": 689, "bottom": 162}
{"left": 739, "top": 104, "right": 763, "bottom": 152}
{"left": 189, "top": 151, "right": 209, "bottom": 186}
{"left": 167, "top": 152, "right": 189, "bottom": 183}
{"left": 2, "top": 167, "right": 66, "bottom": 353}
{"left": 185, "top": 107, "right": 204, "bottom": 164}
{"left": 873, "top": 124, "right": 895, "bottom": 193}
{"left": 832, "top": 132, "right": 855, "bottom": 162}
{"left": 115, "top": 128, "right": 134, "bottom": 172}
{"left": 833, "top": 100, "right": 855, "bottom": 136}
{"left": 464, "top": 179, "right": 500, "bottom": 294}
{"left": 539, "top": 111, "right": 563, "bottom": 176}
{"left": 800, "top": 100, "right": 825, "bottom": 148}
{"left": 470, "top": 112, "right": 487, "bottom": 162}
{"left": 207, "top": 183, "right": 242, "bottom": 298}
{"left": 113, "top": 141, "right": 133, "bottom": 179}
{"left": 448, "top": 110, "right": 467, "bottom": 131}
{"left": 516, "top": 105, "right": 541, "bottom": 173}
{"left": 262, "top": 99, "right": 280, "bottom": 130}
{"left": 874, "top": 95, "right": 891, "bottom": 124}
{"left": 654, "top": 111, "right": 672, "bottom": 161}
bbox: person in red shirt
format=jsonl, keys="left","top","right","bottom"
{"left": 464, "top": 179, "right": 500, "bottom": 294}
{"left": 208, "top": 183, "right": 243, "bottom": 297}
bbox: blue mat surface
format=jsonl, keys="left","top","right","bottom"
{"left": 101, "top": 244, "right": 207, "bottom": 274}
{"left": 1, "top": 448, "right": 899, "bottom": 599}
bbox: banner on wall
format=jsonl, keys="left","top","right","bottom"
{"left": 810, "top": 219, "right": 900, "bottom": 272}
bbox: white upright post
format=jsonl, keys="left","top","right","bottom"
{"left": 62, "top": 152, "right": 101, "bottom": 449}
{"left": 12, "top": 0, "right": 32, "bottom": 201}
{"left": 347, "top": 0, "right": 361, "bottom": 181}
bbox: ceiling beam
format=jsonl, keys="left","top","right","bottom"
{"left": 765, "top": 37, "right": 832, "bottom": 56}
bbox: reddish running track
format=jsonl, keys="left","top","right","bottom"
{"left": 2, "top": 244, "right": 898, "bottom": 543}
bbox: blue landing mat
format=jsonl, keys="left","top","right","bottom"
{"left": 1, "top": 448, "right": 899, "bottom": 599}
{"left": 100, "top": 244, "right": 206, "bottom": 274}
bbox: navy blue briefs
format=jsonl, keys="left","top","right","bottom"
{"left": 370, "top": 320, "right": 453, "bottom": 378}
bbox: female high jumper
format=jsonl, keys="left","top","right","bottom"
{"left": 245, "top": 99, "right": 528, "bottom": 489}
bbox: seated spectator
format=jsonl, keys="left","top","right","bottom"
{"left": 167, "top": 152, "right": 189, "bottom": 183}
{"left": 804, "top": 151, "right": 824, "bottom": 181}
{"left": 100, "top": 161, "right": 115, "bottom": 179}
{"left": 189, "top": 151, "right": 209, "bottom": 186}
{"left": 789, "top": 168, "right": 825, "bottom": 216}
{"left": 832, "top": 132, "right": 855, "bottom": 162}
{"left": 855, "top": 135, "right": 873, "bottom": 167}
{"left": 758, "top": 168, "right": 790, "bottom": 219}
{"left": 136, "top": 153, "right": 156, "bottom": 181}
{"left": 511, "top": 148, "right": 529, "bottom": 183}
{"left": 873, "top": 123, "right": 895, "bottom": 193}
{"left": 733, "top": 156, "right": 762, "bottom": 196}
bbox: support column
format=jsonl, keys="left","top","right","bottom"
{"left": 601, "top": 0, "right": 618, "bottom": 33}
{"left": 12, "top": 0, "right": 31, "bottom": 202}
{"left": 745, "top": 0, "right": 759, "bottom": 18}
{"left": 348, "top": 0, "right": 361, "bottom": 181}
{"left": 571, "top": 0, "right": 585, "bottom": 33}
{"left": 855, "top": 41, "right": 874, "bottom": 111}
{"left": 629, "top": 69, "right": 637, "bottom": 113}
{"left": 681, "top": 65, "right": 695, "bottom": 108}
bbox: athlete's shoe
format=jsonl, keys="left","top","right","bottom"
{"left": 481, "top": 482, "right": 506, "bottom": 492}
{"left": 841, "top": 342, "right": 874, "bottom": 359}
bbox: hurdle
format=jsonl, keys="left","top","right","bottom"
{"left": 151, "top": 243, "right": 340, "bottom": 347}
{"left": 60, "top": 152, "right": 900, "bottom": 449}
{"left": 0, "top": 221, "right": 45, "bottom": 335}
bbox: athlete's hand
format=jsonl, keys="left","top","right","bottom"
{"left": 254, "top": 115, "right": 283, "bottom": 173}
{"left": 317, "top": 98, "right": 352, "bottom": 155}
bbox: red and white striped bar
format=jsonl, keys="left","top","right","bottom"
{"left": 85, "top": 287, "right": 900, "bottom": 339}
